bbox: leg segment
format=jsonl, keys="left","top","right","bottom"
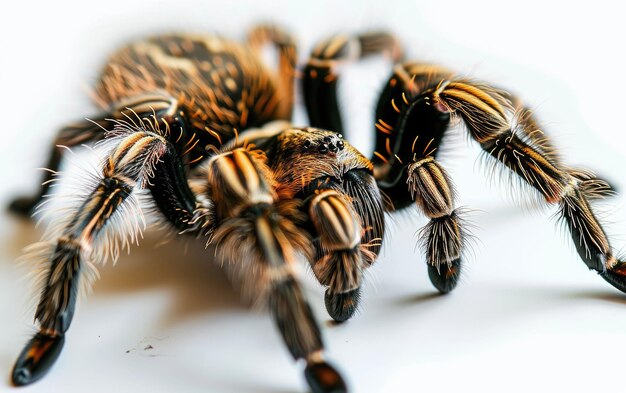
{"left": 433, "top": 79, "right": 626, "bottom": 292}
{"left": 303, "top": 31, "right": 403, "bottom": 134}
{"left": 12, "top": 129, "right": 170, "bottom": 386}
{"left": 300, "top": 168, "right": 385, "bottom": 321}
{"left": 407, "top": 157, "right": 465, "bottom": 293}
{"left": 247, "top": 24, "right": 298, "bottom": 120}
{"left": 9, "top": 94, "right": 180, "bottom": 217}
{"left": 205, "top": 148, "right": 346, "bottom": 393}
{"left": 308, "top": 189, "right": 365, "bottom": 322}
{"left": 8, "top": 119, "right": 106, "bottom": 216}
{"left": 508, "top": 96, "right": 617, "bottom": 198}
{"left": 371, "top": 67, "right": 468, "bottom": 292}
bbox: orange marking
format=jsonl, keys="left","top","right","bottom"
{"left": 375, "top": 122, "right": 392, "bottom": 135}
{"left": 26, "top": 339, "right": 55, "bottom": 363}
{"left": 391, "top": 98, "right": 401, "bottom": 113}
{"left": 379, "top": 119, "right": 393, "bottom": 130}
{"left": 411, "top": 135, "right": 419, "bottom": 153}
{"left": 182, "top": 138, "right": 200, "bottom": 156}
{"left": 445, "top": 82, "right": 506, "bottom": 118}
{"left": 373, "top": 151, "right": 389, "bottom": 163}
{"left": 408, "top": 74, "right": 417, "bottom": 93}
{"left": 423, "top": 138, "right": 435, "bottom": 156}
{"left": 205, "top": 127, "right": 223, "bottom": 145}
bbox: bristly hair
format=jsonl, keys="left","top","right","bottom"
{"left": 210, "top": 199, "right": 312, "bottom": 306}
{"left": 475, "top": 107, "right": 564, "bottom": 211}
{"left": 417, "top": 207, "right": 477, "bottom": 272}
{"left": 20, "top": 127, "right": 170, "bottom": 323}
{"left": 437, "top": 78, "right": 513, "bottom": 145}
{"left": 568, "top": 167, "right": 617, "bottom": 201}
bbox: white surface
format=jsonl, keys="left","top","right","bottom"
{"left": 2, "top": 1, "right": 626, "bottom": 393}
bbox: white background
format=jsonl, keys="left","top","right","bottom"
{"left": 2, "top": 1, "right": 626, "bottom": 392}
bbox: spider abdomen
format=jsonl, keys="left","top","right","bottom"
{"left": 95, "top": 34, "right": 285, "bottom": 149}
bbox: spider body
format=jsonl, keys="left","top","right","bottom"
{"left": 95, "top": 33, "right": 292, "bottom": 147}
{"left": 8, "top": 25, "right": 626, "bottom": 393}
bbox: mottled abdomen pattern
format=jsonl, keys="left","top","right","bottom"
{"left": 94, "top": 34, "right": 285, "bottom": 147}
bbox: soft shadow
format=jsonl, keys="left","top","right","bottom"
{"left": 93, "top": 232, "right": 246, "bottom": 328}
{"left": 4, "top": 215, "right": 247, "bottom": 330}
{"left": 394, "top": 291, "right": 445, "bottom": 306}
{"left": 2, "top": 215, "right": 42, "bottom": 257}
{"left": 561, "top": 289, "right": 626, "bottom": 305}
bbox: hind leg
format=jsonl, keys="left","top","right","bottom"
{"left": 9, "top": 94, "right": 180, "bottom": 217}
{"left": 8, "top": 119, "right": 105, "bottom": 216}
{"left": 433, "top": 79, "right": 626, "bottom": 292}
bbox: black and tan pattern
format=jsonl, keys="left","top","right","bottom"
{"left": 403, "top": 73, "right": 624, "bottom": 292}
{"left": 9, "top": 24, "right": 626, "bottom": 393}
{"left": 303, "top": 31, "right": 403, "bottom": 134}
{"left": 203, "top": 144, "right": 347, "bottom": 390}
{"left": 300, "top": 25, "right": 626, "bottom": 301}
{"left": 95, "top": 34, "right": 285, "bottom": 149}
{"left": 10, "top": 26, "right": 365, "bottom": 393}
{"left": 13, "top": 129, "right": 170, "bottom": 385}
{"left": 407, "top": 156, "right": 466, "bottom": 293}
{"left": 247, "top": 24, "right": 298, "bottom": 120}
{"left": 308, "top": 189, "right": 365, "bottom": 321}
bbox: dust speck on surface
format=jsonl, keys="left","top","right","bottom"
{"left": 125, "top": 336, "right": 170, "bottom": 357}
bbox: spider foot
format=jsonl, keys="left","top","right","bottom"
{"left": 428, "top": 258, "right": 461, "bottom": 294}
{"left": 12, "top": 333, "right": 65, "bottom": 386}
{"left": 324, "top": 287, "right": 361, "bottom": 322}
{"left": 7, "top": 196, "right": 39, "bottom": 218}
{"left": 304, "top": 360, "right": 348, "bottom": 393}
{"left": 601, "top": 261, "right": 626, "bottom": 294}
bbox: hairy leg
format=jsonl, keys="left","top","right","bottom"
{"left": 303, "top": 31, "right": 403, "bottom": 134}
{"left": 433, "top": 79, "right": 626, "bottom": 291}
{"left": 205, "top": 147, "right": 347, "bottom": 393}
{"left": 9, "top": 94, "right": 180, "bottom": 217}
{"left": 12, "top": 127, "right": 171, "bottom": 385}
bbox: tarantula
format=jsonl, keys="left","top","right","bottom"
{"left": 8, "top": 24, "right": 626, "bottom": 393}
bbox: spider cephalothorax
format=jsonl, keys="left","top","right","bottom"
{"left": 8, "top": 24, "right": 626, "bottom": 393}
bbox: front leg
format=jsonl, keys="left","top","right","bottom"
{"left": 302, "top": 168, "right": 385, "bottom": 322}
{"left": 12, "top": 126, "right": 182, "bottom": 386}
{"left": 407, "top": 157, "right": 466, "bottom": 293}
{"left": 206, "top": 148, "right": 347, "bottom": 393}
{"left": 433, "top": 78, "right": 626, "bottom": 293}
{"left": 307, "top": 189, "right": 365, "bottom": 322}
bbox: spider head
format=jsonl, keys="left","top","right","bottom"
{"left": 300, "top": 128, "right": 345, "bottom": 155}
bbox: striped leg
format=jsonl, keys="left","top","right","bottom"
{"left": 247, "top": 24, "right": 298, "bottom": 120}
{"left": 8, "top": 119, "right": 106, "bottom": 216}
{"left": 407, "top": 157, "right": 465, "bottom": 293}
{"left": 433, "top": 80, "right": 626, "bottom": 292}
{"left": 303, "top": 167, "right": 384, "bottom": 321}
{"left": 370, "top": 64, "right": 467, "bottom": 292}
{"left": 303, "top": 31, "right": 403, "bottom": 134}
{"left": 308, "top": 189, "right": 365, "bottom": 322}
{"left": 206, "top": 148, "right": 347, "bottom": 393}
{"left": 12, "top": 129, "right": 171, "bottom": 386}
{"left": 507, "top": 95, "right": 617, "bottom": 199}
{"left": 9, "top": 94, "right": 180, "bottom": 217}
